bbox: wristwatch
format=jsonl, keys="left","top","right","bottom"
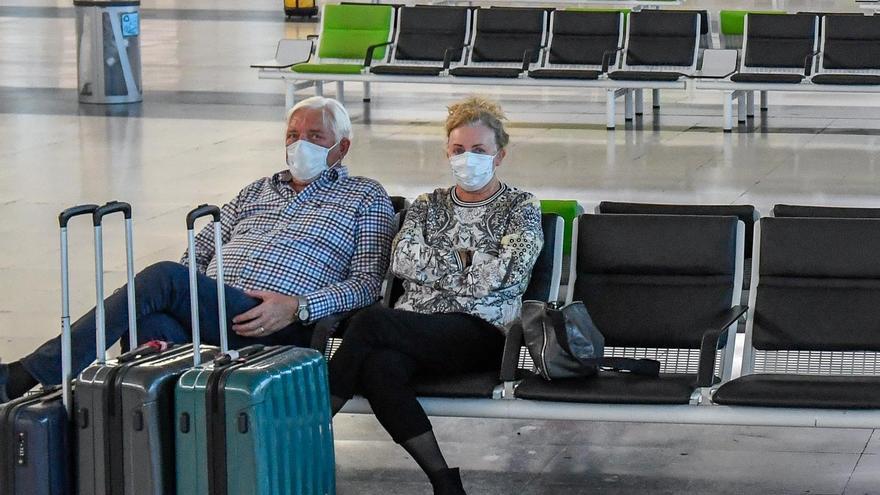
{"left": 296, "top": 296, "right": 310, "bottom": 323}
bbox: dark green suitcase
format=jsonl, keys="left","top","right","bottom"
{"left": 174, "top": 205, "right": 336, "bottom": 495}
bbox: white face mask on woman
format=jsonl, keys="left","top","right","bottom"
{"left": 286, "top": 139, "right": 339, "bottom": 182}
{"left": 449, "top": 151, "right": 496, "bottom": 192}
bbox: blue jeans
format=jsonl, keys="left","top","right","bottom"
{"left": 22, "top": 261, "right": 313, "bottom": 386}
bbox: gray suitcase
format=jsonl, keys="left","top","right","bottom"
{"left": 74, "top": 201, "right": 217, "bottom": 495}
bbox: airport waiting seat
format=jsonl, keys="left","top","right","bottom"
{"left": 773, "top": 204, "right": 880, "bottom": 218}
{"left": 596, "top": 202, "right": 758, "bottom": 341}
{"left": 369, "top": 6, "right": 471, "bottom": 76}
{"left": 713, "top": 217, "right": 880, "bottom": 409}
{"left": 449, "top": 7, "right": 547, "bottom": 79}
{"left": 527, "top": 10, "right": 624, "bottom": 81}
{"left": 810, "top": 15, "right": 880, "bottom": 86}
{"left": 728, "top": 14, "right": 819, "bottom": 84}
{"left": 718, "top": 9, "right": 785, "bottom": 50}
{"left": 597, "top": 201, "right": 758, "bottom": 290}
{"left": 607, "top": 10, "right": 701, "bottom": 82}
{"left": 509, "top": 214, "right": 746, "bottom": 405}
{"left": 291, "top": 4, "right": 394, "bottom": 75}
{"left": 314, "top": 212, "right": 564, "bottom": 399}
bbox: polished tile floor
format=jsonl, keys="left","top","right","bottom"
{"left": 2, "top": 0, "right": 880, "bottom": 493}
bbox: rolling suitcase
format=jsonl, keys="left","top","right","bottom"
{"left": 0, "top": 204, "right": 98, "bottom": 495}
{"left": 175, "top": 205, "right": 336, "bottom": 495}
{"left": 74, "top": 201, "right": 218, "bottom": 495}
{"left": 284, "top": 0, "right": 318, "bottom": 18}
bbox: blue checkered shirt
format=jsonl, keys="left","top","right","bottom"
{"left": 181, "top": 166, "right": 395, "bottom": 322}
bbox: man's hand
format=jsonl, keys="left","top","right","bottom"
{"left": 232, "top": 290, "right": 300, "bottom": 337}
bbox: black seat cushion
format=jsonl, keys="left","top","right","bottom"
{"left": 773, "top": 204, "right": 880, "bottom": 219}
{"left": 371, "top": 65, "right": 444, "bottom": 76}
{"left": 528, "top": 69, "right": 600, "bottom": 80}
{"left": 596, "top": 201, "right": 757, "bottom": 275}
{"left": 393, "top": 6, "right": 469, "bottom": 63}
{"left": 713, "top": 374, "right": 880, "bottom": 409}
{"left": 413, "top": 370, "right": 500, "bottom": 398}
{"left": 751, "top": 218, "right": 880, "bottom": 353}
{"left": 625, "top": 11, "right": 699, "bottom": 67}
{"left": 608, "top": 70, "right": 684, "bottom": 81}
{"left": 820, "top": 15, "right": 880, "bottom": 71}
{"left": 730, "top": 72, "right": 804, "bottom": 83}
{"left": 470, "top": 8, "right": 545, "bottom": 63}
{"left": 743, "top": 14, "right": 817, "bottom": 69}
{"left": 449, "top": 67, "right": 523, "bottom": 78}
{"left": 574, "top": 215, "right": 738, "bottom": 349}
{"left": 547, "top": 11, "right": 621, "bottom": 66}
{"left": 515, "top": 372, "right": 697, "bottom": 404}
{"left": 812, "top": 74, "right": 880, "bottom": 85}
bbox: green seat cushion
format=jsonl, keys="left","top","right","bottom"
{"left": 291, "top": 63, "right": 364, "bottom": 74}
{"left": 719, "top": 10, "right": 786, "bottom": 36}
{"left": 540, "top": 200, "right": 583, "bottom": 255}
{"left": 318, "top": 4, "right": 393, "bottom": 60}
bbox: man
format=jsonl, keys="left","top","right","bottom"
{"left": 0, "top": 96, "right": 395, "bottom": 403}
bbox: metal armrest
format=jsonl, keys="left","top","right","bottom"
{"left": 804, "top": 50, "right": 821, "bottom": 76}
{"left": 500, "top": 321, "right": 525, "bottom": 382}
{"left": 696, "top": 305, "right": 749, "bottom": 387}
{"left": 442, "top": 45, "right": 469, "bottom": 70}
{"left": 602, "top": 47, "right": 625, "bottom": 74}
{"left": 310, "top": 310, "right": 355, "bottom": 354}
{"left": 364, "top": 41, "right": 395, "bottom": 68}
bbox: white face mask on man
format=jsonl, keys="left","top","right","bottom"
{"left": 449, "top": 151, "right": 497, "bottom": 192}
{"left": 286, "top": 139, "right": 339, "bottom": 182}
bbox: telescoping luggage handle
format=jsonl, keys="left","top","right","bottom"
{"left": 59, "top": 204, "right": 100, "bottom": 414}
{"left": 92, "top": 201, "right": 138, "bottom": 366}
{"left": 186, "top": 204, "right": 228, "bottom": 367}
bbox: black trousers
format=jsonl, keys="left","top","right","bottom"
{"left": 328, "top": 304, "right": 505, "bottom": 443}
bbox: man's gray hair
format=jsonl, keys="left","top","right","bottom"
{"left": 286, "top": 96, "right": 353, "bottom": 141}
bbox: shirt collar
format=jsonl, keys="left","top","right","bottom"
{"left": 451, "top": 182, "right": 508, "bottom": 208}
{"left": 273, "top": 165, "right": 348, "bottom": 193}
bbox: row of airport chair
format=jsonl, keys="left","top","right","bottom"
{"left": 262, "top": 4, "right": 706, "bottom": 128}
{"left": 257, "top": 4, "right": 880, "bottom": 132}
{"left": 698, "top": 12, "right": 880, "bottom": 130}
{"left": 314, "top": 202, "right": 880, "bottom": 428}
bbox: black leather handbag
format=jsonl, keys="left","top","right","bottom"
{"left": 521, "top": 300, "right": 661, "bottom": 381}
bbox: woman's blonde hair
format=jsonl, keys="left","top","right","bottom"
{"left": 445, "top": 96, "right": 510, "bottom": 150}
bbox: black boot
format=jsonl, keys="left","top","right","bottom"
{"left": 429, "top": 467, "right": 467, "bottom": 495}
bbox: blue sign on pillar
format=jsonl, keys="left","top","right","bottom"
{"left": 121, "top": 12, "right": 139, "bottom": 37}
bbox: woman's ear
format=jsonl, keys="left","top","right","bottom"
{"left": 494, "top": 148, "right": 507, "bottom": 167}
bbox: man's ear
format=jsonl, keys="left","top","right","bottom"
{"left": 337, "top": 137, "right": 351, "bottom": 160}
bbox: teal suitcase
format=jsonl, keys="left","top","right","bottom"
{"left": 174, "top": 205, "right": 336, "bottom": 495}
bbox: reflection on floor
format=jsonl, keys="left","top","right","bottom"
{"left": 1, "top": 0, "right": 879, "bottom": 493}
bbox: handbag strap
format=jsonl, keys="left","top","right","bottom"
{"left": 599, "top": 357, "right": 661, "bottom": 377}
{"left": 547, "top": 308, "right": 573, "bottom": 357}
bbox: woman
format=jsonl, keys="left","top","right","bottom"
{"left": 328, "top": 96, "right": 543, "bottom": 495}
